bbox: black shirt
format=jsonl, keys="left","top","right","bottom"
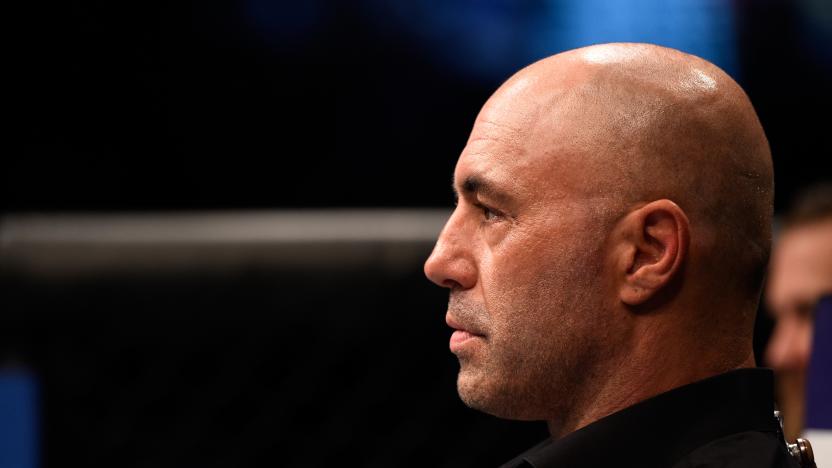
{"left": 499, "top": 368, "right": 799, "bottom": 468}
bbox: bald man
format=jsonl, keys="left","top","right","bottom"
{"left": 425, "top": 43, "right": 802, "bottom": 467}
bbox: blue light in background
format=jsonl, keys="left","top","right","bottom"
{"left": 0, "top": 371, "right": 39, "bottom": 468}
{"left": 362, "top": 0, "right": 738, "bottom": 82}
{"left": 531, "top": 0, "right": 738, "bottom": 78}
{"left": 364, "top": 0, "right": 539, "bottom": 82}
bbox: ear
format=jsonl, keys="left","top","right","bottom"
{"left": 614, "top": 199, "right": 690, "bottom": 306}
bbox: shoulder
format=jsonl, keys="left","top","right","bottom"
{"left": 671, "top": 431, "right": 800, "bottom": 468}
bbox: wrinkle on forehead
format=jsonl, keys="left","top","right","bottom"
{"left": 468, "top": 76, "right": 543, "bottom": 147}
{"left": 467, "top": 119, "right": 523, "bottom": 146}
{"left": 464, "top": 120, "right": 530, "bottom": 165}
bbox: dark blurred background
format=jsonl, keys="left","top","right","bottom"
{"left": 3, "top": 0, "right": 832, "bottom": 467}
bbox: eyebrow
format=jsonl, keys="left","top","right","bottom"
{"left": 452, "top": 175, "right": 514, "bottom": 205}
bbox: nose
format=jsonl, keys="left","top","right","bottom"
{"left": 424, "top": 210, "right": 477, "bottom": 290}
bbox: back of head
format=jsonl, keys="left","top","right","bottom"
{"left": 521, "top": 43, "right": 773, "bottom": 332}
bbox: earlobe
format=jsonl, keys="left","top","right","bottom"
{"left": 618, "top": 200, "right": 689, "bottom": 306}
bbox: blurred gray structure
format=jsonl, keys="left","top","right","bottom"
{"left": 0, "top": 210, "right": 450, "bottom": 276}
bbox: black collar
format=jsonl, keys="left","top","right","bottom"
{"left": 501, "top": 368, "right": 780, "bottom": 468}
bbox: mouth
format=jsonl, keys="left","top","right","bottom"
{"left": 446, "top": 313, "right": 486, "bottom": 353}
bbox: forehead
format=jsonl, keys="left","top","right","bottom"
{"left": 768, "top": 221, "right": 832, "bottom": 308}
{"left": 455, "top": 116, "right": 538, "bottom": 202}
{"left": 773, "top": 223, "right": 832, "bottom": 274}
{"left": 455, "top": 79, "right": 596, "bottom": 201}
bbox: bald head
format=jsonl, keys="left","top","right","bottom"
{"left": 426, "top": 43, "right": 772, "bottom": 429}
{"left": 481, "top": 43, "right": 773, "bottom": 313}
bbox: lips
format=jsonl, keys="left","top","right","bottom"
{"left": 446, "top": 313, "right": 486, "bottom": 352}
{"left": 445, "top": 314, "right": 486, "bottom": 337}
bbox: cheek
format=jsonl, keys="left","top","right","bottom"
{"left": 481, "top": 235, "right": 552, "bottom": 299}
{"left": 480, "top": 232, "right": 591, "bottom": 332}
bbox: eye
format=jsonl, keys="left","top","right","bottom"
{"left": 795, "top": 302, "right": 814, "bottom": 319}
{"left": 476, "top": 203, "right": 500, "bottom": 221}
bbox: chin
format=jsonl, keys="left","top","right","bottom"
{"left": 456, "top": 368, "right": 541, "bottom": 421}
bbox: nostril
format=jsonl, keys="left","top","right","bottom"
{"left": 442, "top": 279, "right": 463, "bottom": 290}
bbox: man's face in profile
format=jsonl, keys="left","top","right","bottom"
{"left": 424, "top": 77, "right": 620, "bottom": 421}
{"left": 766, "top": 219, "right": 832, "bottom": 371}
{"left": 764, "top": 218, "right": 832, "bottom": 437}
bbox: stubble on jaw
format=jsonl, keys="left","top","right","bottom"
{"left": 449, "top": 241, "right": 610, "bottom": 425}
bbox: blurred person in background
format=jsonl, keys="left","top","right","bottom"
{"left": 425, "top": 42, "right": 809, "bottom": 467}
{"left": 766, "top": 184, "right": 832, "bottom": 440}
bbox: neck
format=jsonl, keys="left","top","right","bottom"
{"left": 545, "top": 325, "right": 756, "bottom": 440}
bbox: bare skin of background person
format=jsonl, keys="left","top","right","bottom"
{"left": 766, "top": 186, "right": 832, "bottom": 440}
